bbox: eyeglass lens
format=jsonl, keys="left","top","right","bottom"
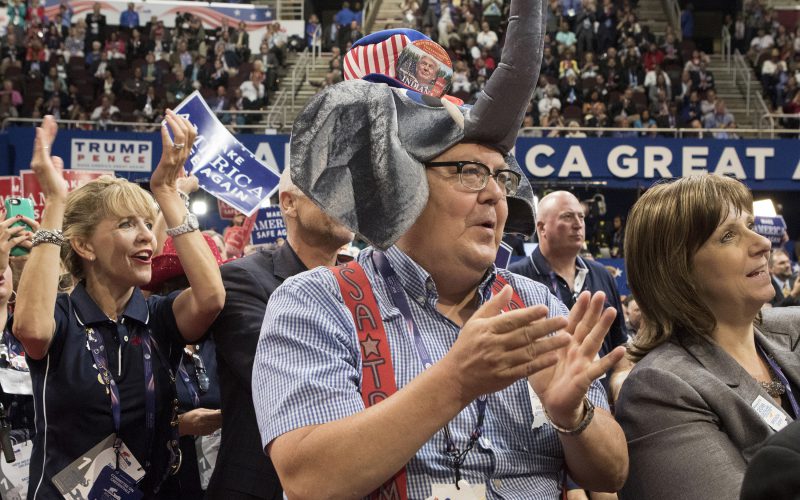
{"left": 459, "top": 163, "right": 519, "bottom": 195}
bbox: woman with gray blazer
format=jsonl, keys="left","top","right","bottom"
{"left": 616, "top": 174, "right": 800, "bottom": 499}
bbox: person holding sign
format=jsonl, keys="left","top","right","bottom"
{"left": 616, "top": 174, "right": 800, "bottom": 500}
{"left": 13, "top": 111, "right": 225, "bottom": 499}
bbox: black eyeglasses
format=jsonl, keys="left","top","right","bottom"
{"left": 426, "top": 161, "right": 521, "bottom": 196}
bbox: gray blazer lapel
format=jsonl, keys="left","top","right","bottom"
{"left": 678, "top": 334, "right": 745, "bottom": 387}
{"left": 678, "top": 331, "right": 794, "bottom": 421}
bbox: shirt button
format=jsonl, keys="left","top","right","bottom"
{"left": 416, "top": 296, "right": 425, "bottom": 304}
{"left": 493, "top": 479, "right": 502, "bottom": 489}
{"left": 425, "top": 281, "right": 434, "bottom": 291}
{"left": 480, "top": 436, "right": 492, "bottom": 448}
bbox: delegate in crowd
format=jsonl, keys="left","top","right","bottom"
{"left": 0, "top": 0, "right": 797, "bottom": 499}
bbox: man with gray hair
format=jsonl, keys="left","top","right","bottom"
{"left": 205, "top": 167, "right": 353, "bottom": 499}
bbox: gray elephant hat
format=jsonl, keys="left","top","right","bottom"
{"left": 290, "top": 0, "right": 546, "bottom": 250}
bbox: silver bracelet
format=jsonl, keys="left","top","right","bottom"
{"left": 32, "top": 229, "right": 66, "bottom": 248}
{"left": 544, "top": 396, "right": 595, "bottom": 436}
{"left": 177, "top": 190, "right": 190, "bottom": 208}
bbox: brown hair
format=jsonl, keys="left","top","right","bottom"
{"left": 61, "top": 176, "right": 157, "bottom": 280}
{"left": 624, "top": 174, "right": 752, "bottom": 361}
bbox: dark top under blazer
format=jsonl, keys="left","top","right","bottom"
{"left": 616, "top": 307, "right": 800, "bottom": 500}
{"left": 206, "top": 243, "right": 306, "bottom": 499}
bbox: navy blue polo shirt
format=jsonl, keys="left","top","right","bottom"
{"left": 509, "top": 246, "right": 628, "bottom": 357}
{"left": 25, "top": 282, "right": 183, "bottom": 499}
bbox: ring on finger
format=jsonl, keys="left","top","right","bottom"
{"left": 172, "top": 143, "right": 186, "bottom": 150}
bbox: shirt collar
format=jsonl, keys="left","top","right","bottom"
{"left": 273, "top": 242, "right": 307, "bottom": 281}
{"left": 381, "top": 245, "right": 499, "bottom": 305}
{"left": 530, "top": 246, "right": 589, "bottom": 279}
{"left": 70, "top": 281, "right": 150, "bottom": 326}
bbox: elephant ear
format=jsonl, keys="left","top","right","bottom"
{"left": 290, "top": 80, "right": 465, "bottom": 250}
{"left": 460, "top": 0, "right": 546, "bottom": 236}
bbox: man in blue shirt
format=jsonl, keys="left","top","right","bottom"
{"left": 251, "top": 1, "right": 629, "bottom": 495}
{"left": 119, "top": 2, "right": 139, "bottom": 30}
{"left": 681, "top": 3, "right": 694, "bottom": 40}
{"left": 334, "top": 1, "right": 357, "bottom": 28}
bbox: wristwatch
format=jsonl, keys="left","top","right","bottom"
{"left": 165, "top": 212, "right": 199, "bottom": 237}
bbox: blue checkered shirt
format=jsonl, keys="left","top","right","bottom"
{"left": 253, "top": 246, "right": 610, "bottom": 499}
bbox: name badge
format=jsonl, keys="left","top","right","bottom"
{"left": 0, "top": 367, "right": 33, "bottom": 395}
{"left": 526, "top": 382, "right": 548, "bottom": 430}
{"left": 752, "top": 395, "right": 789, "bottom": 432}
{"left": 52, "top": 434, "right": 144, "bottom": 498}
{"left": 431, "top": 480, "right": 487, "bottom": 500}
{"left": 88, "top": 465, "right": 144, "bottom": 500}
{"left": 0, "top": 440, "right": 32, "bottom": 499}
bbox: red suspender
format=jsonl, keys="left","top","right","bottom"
{"left": 492, "top": 274, "right": 526, "bottom": 311}
{"left": 330, "top": 261, "right": 408, "bottom": 500}
{"left": 330, "top": 262, "right": 526, "bottom": 500}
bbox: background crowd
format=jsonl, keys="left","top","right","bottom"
{"left": 0, "top": 0, "right": 794, "bottom": 134}
{"left": 0, "top": 0, "right": 293, "bottom": 129}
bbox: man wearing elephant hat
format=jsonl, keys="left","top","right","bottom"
{"left": 251, "top": 0, "right": 629, "bottom": 497}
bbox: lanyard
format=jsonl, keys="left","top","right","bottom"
{"left": 372, "top": 251, "right": 487, "bottom": 486}
{"left": 757, "top": 342, "right": 800, "bottom": 418}
{"left": 85, "top": 325, "right": 155, "bottom": 469}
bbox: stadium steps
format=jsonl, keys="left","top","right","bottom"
{"left": 270, "top": 51, "right": 334, "bottom": 129}
{"left": 705, "top": 53, "right": 762, "bottom": 130}
{"left": 637, "top": 0, "right": 670, "bottom": 37}
{"left": 372, "top": 0, "right": 404, "bottom": 32}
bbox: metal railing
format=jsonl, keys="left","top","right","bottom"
{"left": 310, "top": 28, "right": 322, "bottom": 69}
{"left": 264, "top": 88, "right": 289, "bottom": 130}
{"left": 760, "top": 112, "right": 800, "bottom": 139}
{"left": 518, "top": 125, "right": 799, "bottom": 139}
{"left": 4, "top": 120, "right": 796, "bottom": 138}
{"left": 289, "top": 49, "right": 311, "bottom": 110}
{"left": 1, "top": 112, "right": 280, "bottom": 133}
{"left": 363, "top": 0, "right": 383, "bottom": 34}
{"left": 732, "top": 50, "right": 753, "bottom": 116}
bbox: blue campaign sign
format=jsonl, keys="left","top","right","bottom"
{"left": 250, "top": 206, "right": 287, "bottom": 244}
{"left": 174, "top": 91, "right": 281, "bottom": 215}
{"left": 515, "top": 137, "right": 800, "bottom": 191}
{"left": 754, "top": 216, "right": 787, "bottom": 247}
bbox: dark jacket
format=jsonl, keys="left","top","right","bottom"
{"left": 741, "top": 418, "right": 800, "bottom": 500}
{"left": 205, "top": 243, "right": 307, "bottom": 499}
{"left": 509, "top": 247, "right": 628, "bottom": 358}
